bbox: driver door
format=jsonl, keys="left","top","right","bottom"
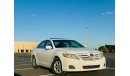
{"left": 40, "top": 40, "right": 54, "bottom": 67}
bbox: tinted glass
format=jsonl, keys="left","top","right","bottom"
{"left": 45, "top": 40, "right": 53, "bottom": 47}
{"left": 53, "top": 40, "right": 85, "bottom": 48}
{"left": 37, "top": 41, "right": 46, "bottom": 48}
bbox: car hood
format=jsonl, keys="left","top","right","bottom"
{"left": 57, "top": 48, "right": 100, "bottom": 54}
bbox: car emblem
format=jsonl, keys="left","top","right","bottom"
{"left": 90, "top": 54, "right": 94, "bottom": 56}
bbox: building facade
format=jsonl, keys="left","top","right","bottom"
{"left": 14, "top": 42, "right": 39, "bottom": 53}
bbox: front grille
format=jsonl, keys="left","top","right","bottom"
{"left": 83, "top": 65, "right": 100, "bottom": 69}
{"left": 78, "top": 53, "right": 101, "bottom": 61}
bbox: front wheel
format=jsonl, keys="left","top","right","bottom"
{"left": 51, "top": 58, "right": 66, "bottom": 75}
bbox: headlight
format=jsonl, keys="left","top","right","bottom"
{"left": 95, "top": 52, "right": 104, "bottom": 59}
{"left": 62, "top": 53, "right": 80, "bottom": 60}
{"left": 100, "top": 52, "right": 104, "bottom": 58}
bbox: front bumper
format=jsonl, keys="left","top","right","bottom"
{"left": 61, "top": 57, "right": 106, "bottom": 72}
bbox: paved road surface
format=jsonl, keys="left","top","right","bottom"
{"left": 14, "top": 53, "right": 115, "bottom": 76}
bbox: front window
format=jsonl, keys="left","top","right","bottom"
{"left": 37, "top": 41, "right": 46, "bottom": 48}
{"left": 45, "top": 40, "right": 53, "bottom": 49}
{"left": 53, "top": 40, "right": 85, "bottom": 48}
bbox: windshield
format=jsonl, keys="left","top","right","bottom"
{"left": 53, "top": 40, "right": 85, "bottom": 48}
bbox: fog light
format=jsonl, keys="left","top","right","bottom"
{"left": 69, "top": 65, "right": 75, "bottom": 69}
{"left": 104, "top": 63, "right": 106, "bottom": 66}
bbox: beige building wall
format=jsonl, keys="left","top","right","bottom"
{"left": 14, "top": 42, "right": 39, "bottom": 53}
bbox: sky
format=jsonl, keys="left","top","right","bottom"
{"left": 14, "top": 0, "right": 115, "bottom": 48}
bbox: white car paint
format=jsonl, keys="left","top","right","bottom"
{"left": 31, "top": 38, "right": 106, "bottom": 72}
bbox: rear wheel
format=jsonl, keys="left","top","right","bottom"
{"left": 32, "top": 56, "right": 38, "bottom": 69}
{"left": 51, "top": 58, "right": 66, "bottom": 75}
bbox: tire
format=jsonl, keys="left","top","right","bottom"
{"left": 51, "top": 58, "right": 66, "bottom": 76}
{"left": 32, "top": 56, "right": 38, "bottom": 69}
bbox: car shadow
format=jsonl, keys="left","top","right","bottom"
{"left": 39, "top": 66, "right": 52, "bottom": 73}
{"left": 39, "top": 66, "right": 100, "bottom": 76}
{"left": 65, "top": 70, "right": 100, "bottom": 76}
{"left": 14, "top": 72, "right": 22, "bottom": 76}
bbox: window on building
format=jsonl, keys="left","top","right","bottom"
{"left": 18, "top": 49, "right": 19, "bottom": 52}
{"left": 30, "top": 49, "right": 32, "bottom": 52}
{"left": 26, "top": 49, "right": 29, "bottom": 53}
{"left": 21, "top": 49, "right": 24, "bottom": 53}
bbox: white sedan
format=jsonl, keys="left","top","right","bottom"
{"left": 31, "top": 38, "right": 106, "bottom": 75}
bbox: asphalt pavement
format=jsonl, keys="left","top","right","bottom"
{"left": 14, "top": 53, "right": 115, "bottom": 76}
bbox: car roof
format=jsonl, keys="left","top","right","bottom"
{"left": 49, "top": 38, "right": 69, "bottom": 40}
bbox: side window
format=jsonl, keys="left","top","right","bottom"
{"left": 45, "top": 40, "right": 53, "bottom": 48}
{"left": 37, "top": 41, "right": 46, "bottom": 49}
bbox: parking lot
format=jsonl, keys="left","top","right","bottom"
{"left": 14, "top": 53, "right": 115, "bottom": 76}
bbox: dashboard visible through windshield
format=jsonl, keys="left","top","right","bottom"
{"left": 53, "top": 40, "right": 85, "bottom": 48}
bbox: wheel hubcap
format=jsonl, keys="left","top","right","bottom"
{"left": 54, "top": 61, "right": 62, "bottom": 74}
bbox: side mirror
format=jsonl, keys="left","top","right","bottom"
{"left": 45, "top": 46, "right": 52, "bottom": 50}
